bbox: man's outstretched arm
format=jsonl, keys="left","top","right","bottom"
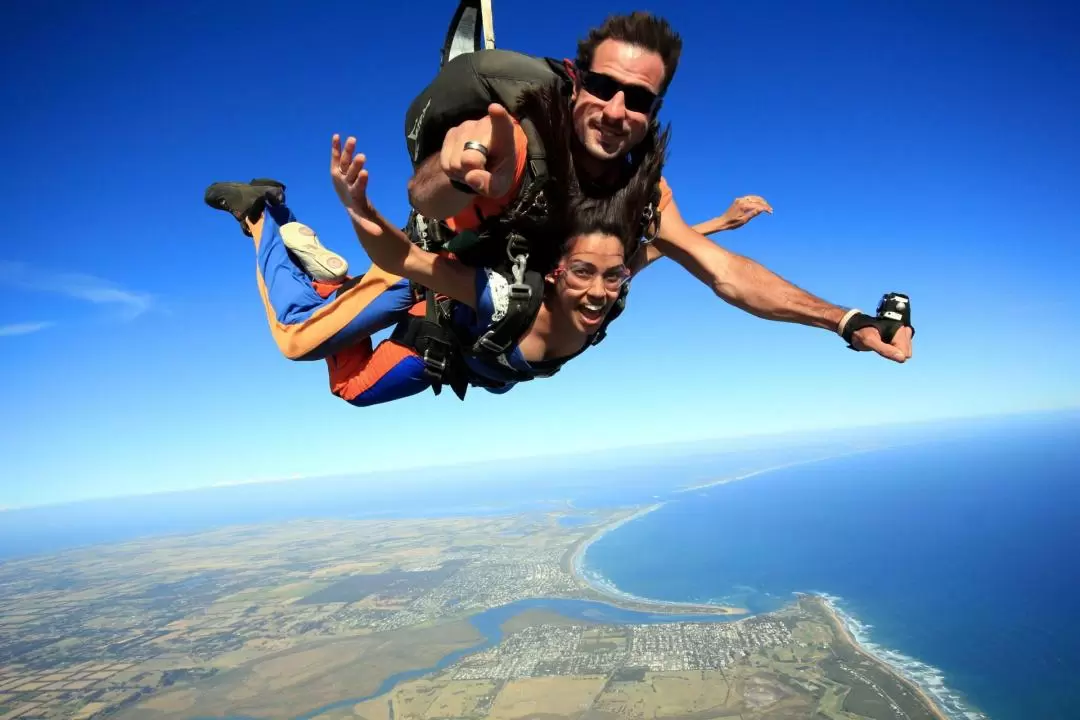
{"left": 632, "top": 194, "right": 774, "bottom": 275}
{"left": 655, "top": 197, "right": 911, "bottom": 361}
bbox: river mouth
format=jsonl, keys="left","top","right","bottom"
{"left": 204, "top": 596, "right": 744, "bottom": 720}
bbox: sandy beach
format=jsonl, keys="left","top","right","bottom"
{"left": 815, "top": 594, "right": 953, "bottom": 720}
{"left": 676, "top": 446, "right": 887, "bottom": 494}
{"left": 561, "top": 460, "right": 963, "bottom": 720}
{"left": 563, "top": 504, "right": 747, "bottom": 616}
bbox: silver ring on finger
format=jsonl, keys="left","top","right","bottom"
{"left": 463, "top": 141, "right": 489, "bottom": 156}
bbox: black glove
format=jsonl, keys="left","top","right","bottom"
{"left": 841, "top": 292, "right": 914, "bottom": 349}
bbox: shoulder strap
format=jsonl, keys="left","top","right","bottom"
{"left": 388, "top": 265, "right": 548, "bottom": 397}
{"left": 468, "top": 268, "right": 544, "bottom": 355}
{"left": 638, "top": 181, "right": 662, "bottom": 246}
{"left": 388, "top": 291, "right": 466, "bottom": 398}
{"left": 518, "top": 117, "right": 548, "bottom": 186}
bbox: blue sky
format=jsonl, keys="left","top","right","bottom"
{"left": 2, "top": 0, "right": 1078, "bottom": 508}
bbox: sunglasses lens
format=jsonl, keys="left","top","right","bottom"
{"left": 582, "top": 71, "right": 657, "bottom": 113}
{"left": 624, "top": 88, "right": 657, "bottom": 114}
{"left": 582, "top": 72, "right": 617, "bottom": 100}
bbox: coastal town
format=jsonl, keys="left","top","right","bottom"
{"left": 0, "top": 510, "right": 949, "bottom": 720}
{"left": 451, "top": 616, "right": 794, "bottom": 679}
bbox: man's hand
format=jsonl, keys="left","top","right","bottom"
{"left": 722, "top": 195, "right": 773, "bottom": 230}
{"left": 849, "top": 325, "right": 914, "bottom": 363}
{"left": 330, "top": 134, "right": 383, "bottom": 238}
{"left": 440, "top": 103, "right": 519, "bottom": 197}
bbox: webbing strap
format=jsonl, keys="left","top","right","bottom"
{"left": 639, "top": 183, "right": 662, "bottom": 245}
{"left": 519, "top": 117, "right": 548, "bottom": 184}
{"left": 469, "top": 270, "right": 543, "bottom": 355}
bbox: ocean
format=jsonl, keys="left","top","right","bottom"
{"left": 581, "top": 412, "right": 1080, "bottom": 719}
{"left": 3, "top": 411, "right": 1076, "bottom": 718}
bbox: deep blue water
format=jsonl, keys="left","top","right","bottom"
{"left": 583, "top": 415, "right": 1080, "bottom": 720}
{"left": 5, "top": 411, "right": 1077, "bottom": 718}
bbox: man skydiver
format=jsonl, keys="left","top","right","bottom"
{"left": 203, "top": 77, "right": 673, "bottom": 406}
{"left": 403, "top": 11, "right": 915, "bottom": 361}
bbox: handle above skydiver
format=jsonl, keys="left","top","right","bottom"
{"left": 441, "top": 0, "right": 495, "bottom": 69}
{"left": 840, "top": 292, "right": 914, "bottom": 349}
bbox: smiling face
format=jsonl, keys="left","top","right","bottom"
{"left": 571, "top": 39, "right": 666, "bottom": 165}
{"left": 545, "top": 231, "right": 631, "bottom": 335}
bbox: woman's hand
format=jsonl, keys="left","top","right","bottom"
{"left": 330, "top": 134, "right": 384, "bottom": 237}
{"left": 720, "top": 195, "right": 773, "bottom": 230}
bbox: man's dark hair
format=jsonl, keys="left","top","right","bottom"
{"left": 575, "top": 11, "right": 683, "bottom": 96}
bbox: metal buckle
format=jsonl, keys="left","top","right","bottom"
{"left": 640, "top": 202, "right": 659, "bottom": 246}
{"left": 408, "top": 211, "right": 429, "bottom": 250}
{"left": 508, "top": 282, "right": 532, "bottom": 301}
{"left": 420, "top": 337, "right": 450, "bottom": 380}
{"left": 505, "top": 243, "right": 528, "bottom": 287}
{"left": 506, "top": 233, "right": 529, "bottom": 263}
{"left": 476, "top": 330, "right": 508, "bottom": 354}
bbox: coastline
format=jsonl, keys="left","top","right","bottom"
{"left": 812, "top": 594, "right": 955, "bottom": 720}
{"left": 563, "top": 471, "right": 965, "bottom": 720}
{"left": 676, "top": 446, "right": 890, "bottom": 494}
{"left": 563, "top": 504, "right": 748, "bottom": 616}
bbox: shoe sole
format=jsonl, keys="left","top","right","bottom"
{"left": 280, "top": 222, "right": 348, "bottom": 282}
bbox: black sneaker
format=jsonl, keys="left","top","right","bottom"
{"left": 249, "top": 178, "right": 287, "bottom": 205}
{"left": 204, "top": 180, "right": 284, "bottom": 236}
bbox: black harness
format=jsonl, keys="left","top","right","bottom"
{"left": 396, "top": 113, "right": 654, "bottom": 402}
{"left": 394, "top": 208, "right": 631, "bottom": 401}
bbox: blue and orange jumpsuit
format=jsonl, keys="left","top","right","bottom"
{"left": 249, "top": 120, "right": 536, "bottom": 406}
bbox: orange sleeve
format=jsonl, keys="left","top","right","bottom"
{"left": 445, "top": 119, "right": 530, "bottom": 233}
{"left": 657, "top": 176, "right": 674, "bottom": 212}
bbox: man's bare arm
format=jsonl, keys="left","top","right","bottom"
{"left": 631, "top": 195, "right": 774, "bottom": 277}
{"left": 655, "top": 197, "right": 846, "bottom": 331}
{"left": 630, "top": 216, "right": 731, "bottom": 277}
{"left": 407, "top": 153, "right": 474, "bottom": 220}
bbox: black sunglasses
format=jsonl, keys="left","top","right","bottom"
{"left": 578, "top": 69, "right": 661, "bottom": 114}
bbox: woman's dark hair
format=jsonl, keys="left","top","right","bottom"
{"left": 512, "top": 78, "right": 671, "bottom": 274}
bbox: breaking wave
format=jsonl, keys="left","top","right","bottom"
{"left": 818, "top": 593, "right": 989, "bottom": 720}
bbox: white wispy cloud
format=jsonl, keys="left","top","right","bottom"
{"left": 0, "top": 261, "right": 153, "bottom": 321}
{"left": 0, "top": 321, "right": 55, "bottom": 337}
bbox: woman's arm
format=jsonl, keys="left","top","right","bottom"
{"left": 695, "top": 195, "right": 774, "bottom": 236}
{"left": 330, "top": 134, "right": 478, "bottom": 310}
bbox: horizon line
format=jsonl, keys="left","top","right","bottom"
{"left": 4, "top": 405, "right": 1078, "bottom": 513}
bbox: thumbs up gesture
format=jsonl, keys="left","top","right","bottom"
{"left": 440, "top": 103, "right": 519, "bottom": 198}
